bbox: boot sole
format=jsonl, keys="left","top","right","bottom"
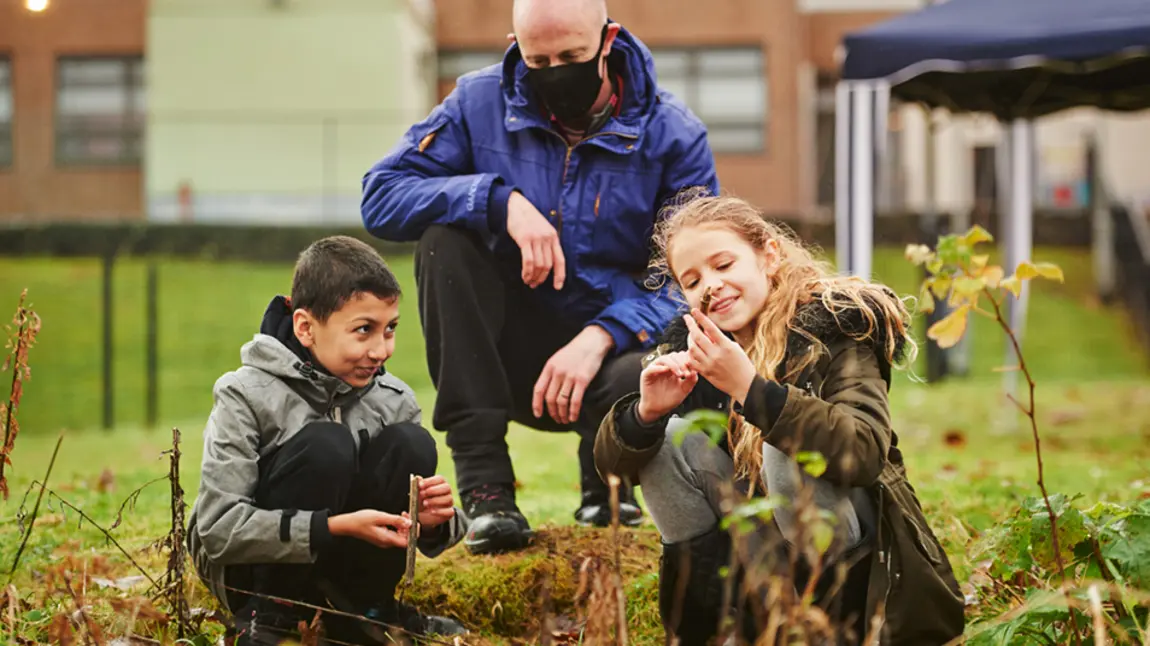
{"left": 464, "top": 524, "right": 534, "bottom": 555}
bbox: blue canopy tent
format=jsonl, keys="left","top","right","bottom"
{"left": 835, "top": 0, "right": 1150, "bottom": 387}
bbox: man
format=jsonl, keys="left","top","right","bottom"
{"left": 360, "top": 0, "right": 719, "bottom": 555}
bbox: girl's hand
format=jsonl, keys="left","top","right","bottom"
{"left": 637, "top": 351, "right": 698, "bottom": 424}
{"left": 683, "top": 310, "right": 758, "bottom": 405}
{"left": 416, "top": 475, "right": 457, "bottom": 529}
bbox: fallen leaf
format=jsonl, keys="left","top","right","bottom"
{"left": 96, "top": 468, "right": 115, "bottom": 494}
{"left": 943, "top": 430, "right": 967, "bottom": 448}
{"left": 1048, "top": 408, "right": 1086, "bottom": 427}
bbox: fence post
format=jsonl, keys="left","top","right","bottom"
{"left": 146, "top": 261, "right": 159, "bottom": 430}
{"left": 102, "top": 252, "right": 115, "bottom": 430}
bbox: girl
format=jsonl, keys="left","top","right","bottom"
{"left": 594, "top": 195, "right": 964, "bottom": 645}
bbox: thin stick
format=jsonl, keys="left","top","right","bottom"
{"left": 404, "top": 474, "right": 421, "bottom": 586}
{"left": 7, "top": 432, "right": 62, "bottom": 579}
{"left": 984, "top": 287, "right": 1081, "bottom": 642}
{"left": 43, "top": 491, "right": 162, "bottom": 591}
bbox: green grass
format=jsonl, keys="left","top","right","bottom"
{"left": 1, "top": 248, "right": 1149, "bottom": 643}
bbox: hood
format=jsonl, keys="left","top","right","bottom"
{"left": 656, "top": 288, "right": 911, "bottom": 383}
{"left": 500, "top": 22, "right": 660, "bottom": 130}
{"left": 240, "top": 296, "right": 372, "bottom": 409}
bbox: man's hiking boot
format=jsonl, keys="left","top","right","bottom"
{"left": 573, "top": 486, "right": 644, "bottom": 527}
{"left": 460, "top": 483, "right": 533, "bottom": 554}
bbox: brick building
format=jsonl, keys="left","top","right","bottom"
{"left": 0, "top": 0, "right": 147, "bottom": 220}
{"left": 433, "top": 0, "right": 900, "bottom": 219}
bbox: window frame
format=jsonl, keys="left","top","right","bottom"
{"left": 54, "top": 54, "right": 145, "bottom": 167}
{"left": 649, "top": 45, "right": 768, "bottom": 155}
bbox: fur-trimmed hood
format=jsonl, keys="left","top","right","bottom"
{"left": 655, "top": 288, "right": 911, "bottom": 384}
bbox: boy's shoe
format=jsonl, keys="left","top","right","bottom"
{"left": 232, "top": 604, "right": 327, "bottom": 646}
{"left": 318, "top": 580, "right": 468, "bottom": 644}
{"left": 574, "top": 487, "right": 644, "bottom": 528}
{"left": 460, "top": 483, "right": 534, "bottom": 555}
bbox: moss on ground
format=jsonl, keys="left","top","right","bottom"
{"left": 402, "top": 525, "right": 665, "bottom": 644}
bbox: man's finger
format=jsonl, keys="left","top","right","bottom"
{"left": 521, "top": 241, "right": 536, "bottom": 285}
{"left": 536, "top": 241, "right": 553, "bottom": 288}
{"left": 533, "top": 364, "right": 553, "bottom": 417}
{"left": 566, "top": 380, "right": 588, "bottom": 424}
{"left": 545, "top": 372, "right": 566, "bottom": 422}
{"left": 552, "top": 237, "right": 567, "bottom": 290}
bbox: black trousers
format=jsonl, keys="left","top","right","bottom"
{"left": 414, "top": 225, "right": 646, "bottom": 495}
{"left": 225, "top": 421, "right": 438, "bottom": 616}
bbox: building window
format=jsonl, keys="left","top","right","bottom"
{"left": 0, "top": 57, "right": 12, "bottom": 167}
{"left": 435, "top": 47, "right": 768, "bottom": 154}
{"left": 651, "top": 47, "right": 767, "bottom": 154}
{"left": 55, "top": 56, "right": 144, "bottom": 166}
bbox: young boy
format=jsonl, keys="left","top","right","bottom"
{"left": 187, "top": 236, "right": 470, "bottom": 645}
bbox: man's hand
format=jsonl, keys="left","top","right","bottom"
{"left": 533, "top": 326, "right": 614, "bottom": 425}
{"left": 506, "top": 191, "right": 566, "bottom": 290}
{"left": 416, "top": 475, "right": 456, "bottom": 529}
{"left": 329, "top": 509, "right": 411, "bottom": 549}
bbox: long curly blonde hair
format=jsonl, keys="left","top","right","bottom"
{"left": 650, "top": 192, "right": 917, "bottom": 486}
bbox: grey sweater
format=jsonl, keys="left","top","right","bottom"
{"left": 187, "top": 333, "right": 465, "bottom": 610}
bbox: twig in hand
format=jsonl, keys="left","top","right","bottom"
{"left": 7, "top": 432, "right": 63, "bottom": 579}
{"left": 404, "top": 474, "right": 422, "bottom": 587}
{"left": 1, "top": 289, "right": 41, "bottom": 502}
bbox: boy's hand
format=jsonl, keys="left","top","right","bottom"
{"left": 329, "top": 510, "right": 411, "bottom": 549}
{"left": 417, "top": 475, "right": 456, "bottom": 529}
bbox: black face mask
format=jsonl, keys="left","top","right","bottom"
{"left": 525, "top": 24, "right": 609, "bottom": 123}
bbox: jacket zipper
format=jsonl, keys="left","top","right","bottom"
{"left": 543, "top": 128, "right": 637, "bottom": 238}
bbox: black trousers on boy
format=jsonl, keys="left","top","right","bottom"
{"left": 225, "top": 421, "right": 437, "bottom": 626}
{"left": 413, "top": 225, "right": 646, "bottom": 497}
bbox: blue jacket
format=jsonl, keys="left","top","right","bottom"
{"left": 361, "top": 25, "right": 719, "bottom": 354}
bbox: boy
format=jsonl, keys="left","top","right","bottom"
{"left": 187, "top": 236, "right": 469, "bottom": 645}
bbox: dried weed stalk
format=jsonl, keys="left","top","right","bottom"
{"left": 1, "top": 289, "right": 41, "bottom": 501}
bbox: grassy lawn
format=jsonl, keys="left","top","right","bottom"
{"left": 1, "top": 247, "right": 1149, "bottom": 644}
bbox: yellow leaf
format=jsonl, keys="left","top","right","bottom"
{"left": 971, "top": 255, "right": 990, "bottom": 272}
{"left": 982, "top": 266, "right": 1005, "bottom": 289}
{"left": 1016, "top": 261, "right": 1039, "bottom": 280}
{"left": 961, "top": 225, "right": 994, "bottom": 247}
{"left": 904, "top": 244, "right": 935, "bottom": 267}
{"left": 918, "top": 285, "right": 936, "bottom": 314}
{"left": 930, "top": 275, "right": 953, "bottom": 300}
{"left": 927, "top": 304, "right": 970, "bottom": 349}
{"left": 952, "top": 276, "right": 986, "bottom": 299}
{"left": 1000, "top": 275, "right": 1022, "bottom": 298}
{"left": 1032, "top": 261, "right": 1064, "bottom": 283}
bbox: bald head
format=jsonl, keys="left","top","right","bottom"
{"left": 513, "top": 0, "right": 614, "bottom": 69}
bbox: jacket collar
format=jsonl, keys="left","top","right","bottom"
{"left": 499, "top": 22, "right": 656, "bottom": 152}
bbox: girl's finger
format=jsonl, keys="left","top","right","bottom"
{"left": 683, "top": 315, "right": 715, "bottom": 354}
{"left": 693, "top": 309, "right": 725, "bottom": 343}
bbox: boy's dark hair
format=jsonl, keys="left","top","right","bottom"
{"left": 291, "top": 236, "right": 402, "bottom": 322}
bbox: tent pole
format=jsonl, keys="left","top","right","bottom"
{"left": 835, "top": 82, "right": 852, "bottom": 274}
{"left": 851, "top": 83, "right": 875, "bottom": 278}
{"left": 1004, "top": 118, "right": 1034, "bottom": 398}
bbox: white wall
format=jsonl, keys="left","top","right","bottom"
{"left": 145, "top": 0, "right": 436, "bottom": 225}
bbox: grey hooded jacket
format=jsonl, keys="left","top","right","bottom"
{"left": 187, "top": 328, "right": 465, "bottom": 611}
